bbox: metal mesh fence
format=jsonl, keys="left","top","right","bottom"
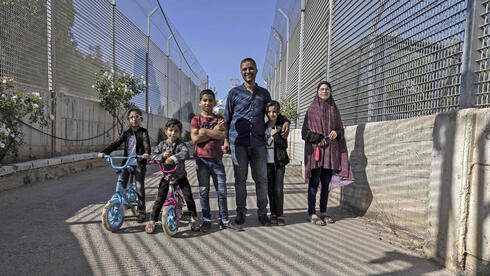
{"left": 0, "top": 1, "right": 48, "bottom": 90}
{"left": 477, "top": 0, "right": 490, "bottom": 107}
{"left": 0, "top": 0, "right": 207, "bottom": 121}
{"left": 263, "top": 0, "right": 489, "bottom": 127}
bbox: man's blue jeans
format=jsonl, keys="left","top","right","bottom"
{"left": 231, "top": 144, "right": 268, "bottom": 216}
{"left": 195, "top": 157, "right": 229, "bottom": 222}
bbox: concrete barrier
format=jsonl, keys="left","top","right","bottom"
{"left": 0, "top": 151, "right": 115, "bottom": 192}
{"left": 289, "top": 107, "right": 490, "bottom": 273}
{"left": 7, "top": 86, "right": 190, "bottom": 163}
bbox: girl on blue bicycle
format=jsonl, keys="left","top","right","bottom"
{"left": 98, "top": 108, "right": 151, "bottom": 223}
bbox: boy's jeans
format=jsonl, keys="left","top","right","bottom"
{"left": 230, "top": 144, "right": 268, "bottom": 216}
{"left": 195, "top": 157, "right": 229, "bottom": 222}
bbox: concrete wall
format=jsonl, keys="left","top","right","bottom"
{"left": 10, "top": 87, "right": 192, "bottom": 163}
{"left": 288, "top": 108, "right": 490, "bottom": 273}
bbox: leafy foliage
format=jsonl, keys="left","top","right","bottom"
{"left": 280, "top": 96, "right": 298, "bottom": 125}
{"left": 0, "top": 77, "right": 48, "bottom": 164}
{"left": 93, "top": 71, "right": 146, "bottom": 135}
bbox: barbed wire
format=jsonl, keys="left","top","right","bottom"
{"left": 155, "top": 0, "right": 202, "bottom": 81}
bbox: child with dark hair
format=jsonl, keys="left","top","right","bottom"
{"left": 191, "top": 89, "right": 240, "bottom": 232}
{"left": 98, "top": 108, "right": 151, "bottom": 223}
{"left": 145, "top": 119, "right": 200, "bottom": 233}
{"left": 265, "top": 101, "right": 289, "bottom": 226}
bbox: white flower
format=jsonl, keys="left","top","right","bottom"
{"left": 32, "top": 92, "right": 40, "bottom": 97}
{"left": 11, "top": 95, "right": 17, "bottom": 100}
{"left": 131, "top": 74, "right": 134, "bottom": 77}
{"left": 0, "top": 142, "right": 5, "bottom": 149}
{"left": 91, "top": 85, "right": 95, "bottom": 89}
{"left": 49, "top": 114, "right": 55, "bottom": 120}
{"left": 33, "top": 103, "right": 39, "bottom": 109}
{"left": 2, "top": 79, "right": 6, "bottom": 84}
{"left": 103, "top": 71, "right": 109, "bottom": 77}
{"left": 10, "top": 133, "right": 15, "bottom": 138}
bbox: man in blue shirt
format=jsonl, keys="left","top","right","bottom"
{"left": 224, "top": 57, "right": 289, "bottom": 226}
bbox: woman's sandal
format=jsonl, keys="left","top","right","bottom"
{"left": 191, "top": 220, "right": 201, "bottom": 232}
{"left": 277, "top": 217, "right": 286, "bottom": 226}
{"left": 320, "top": 215, "right": 335, "bottom": 224}
{"left": 145, "top": 221, "right": 156, "bottom": 234}
{"left": 309, "top": 216, "right": 326, "bottom": 226}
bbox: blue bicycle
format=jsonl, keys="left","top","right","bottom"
{"left": 101, "top": 155, "right": 142, "bottom": 232}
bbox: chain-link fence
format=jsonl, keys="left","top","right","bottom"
{"left": 263, "top": 0, "right": 489, "bottom": 127}
{"left": 0, "top": 0, "right": 207, "bottom": 120}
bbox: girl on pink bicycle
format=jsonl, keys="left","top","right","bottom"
{"left": 145, "top": 119, "right": 200, "bottom": 234}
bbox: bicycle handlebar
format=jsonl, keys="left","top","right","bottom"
{"left": 147, "top": 160, "right": 179, "bottom": 173}
{"left": 104, "top": 155, "right": 143, "bottom": 169}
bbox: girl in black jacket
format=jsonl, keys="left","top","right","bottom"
{"left": 98, "top": 108, "right": 151, "bottom": 223}
{"left": 265, "top": 101, "right": 290, "bottom": 226}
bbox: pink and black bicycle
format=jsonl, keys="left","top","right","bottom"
{"left": 148, "top": 160, "right": 184, "bottom": 237}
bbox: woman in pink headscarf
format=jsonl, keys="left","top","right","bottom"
{"left": 302, "top": 81, "right": 354, "bottom": 226}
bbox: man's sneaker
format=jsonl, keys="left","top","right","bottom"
{"left": 220, "top": 220, "right": 243, "bottom": 231}
{"left": 235, "top": 212, "right": 246, "bottom": 225}
{"left": 201, "top": 220, "right": 212, "bottom": 232}
{"left": 258, "top": 214, "right": 271, "bottom": 226}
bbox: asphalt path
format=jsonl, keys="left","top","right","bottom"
{"left": 0, "top": 157, "right": 453, "bottom": 275}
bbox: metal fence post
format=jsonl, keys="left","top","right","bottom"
{"left": 47, "top": 0, "right": 57, "bottom": 156}
{"left": 111, "top": 0, "right": 116, "bottom": 74}
{"left": 146, "top": 6, "right": 158, "bottom": 129}
{"left": 166, "top": 32, "right": 175, "bottom": 119}
{"left": 459, "top": 0, "right": 482, "bottom": 109}
{"left": 278, "top": 8, "right": 289, "bottom": 99}
{"left": 326, "top": 0, "right": 333, "bottom": 81}
{"left": 296, "top": 0, "right": 306, "bottom": 128}
{"left": 272, "top": 27, "right": 283, "bottom": 100}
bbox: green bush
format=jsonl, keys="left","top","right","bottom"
{"left": 0, "top": 77, "right": 48, "bottom": 164}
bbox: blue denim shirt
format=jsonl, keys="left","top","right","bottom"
{"left": 224, "top": 84, "right": 271, "bottom": 146}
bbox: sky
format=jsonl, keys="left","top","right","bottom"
{"left": 118, "top": 0, "right": 276, "bottom": 102}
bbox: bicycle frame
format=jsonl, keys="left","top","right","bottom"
{"left": 148, "top": 161, "right": 184, "bottom": 223}
{"left": 105, "top": 155, "right": 143, "bottom": 208}
{"left": 101, "top": 154, "right": 143, "bottom": 232}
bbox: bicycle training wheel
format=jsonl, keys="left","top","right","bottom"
{"left": 162, "top": 205, "right": 178, "bottom": 236}
{"left": 102, "top": 201, "right": 125, "bottom": 232}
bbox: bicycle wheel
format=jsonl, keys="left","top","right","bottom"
{"left": 102, "top": 201, "right": 125, "bottom": 232}
{"left": 162, "top": 205, "right": 178, "bottom": 236}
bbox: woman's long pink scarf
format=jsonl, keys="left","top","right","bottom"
{"left": 302, "top": 94, "right": 354, "bottom": 190}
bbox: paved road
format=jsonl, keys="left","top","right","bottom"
{"left": 0, "top": 157, "right": 453, "bottom": 275}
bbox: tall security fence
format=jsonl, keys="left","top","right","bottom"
{"left": 0, "top": 0, "right": 207, "bottom": 121}
{"left": 263, "top": 0, "right": 489, "bottom": 127}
